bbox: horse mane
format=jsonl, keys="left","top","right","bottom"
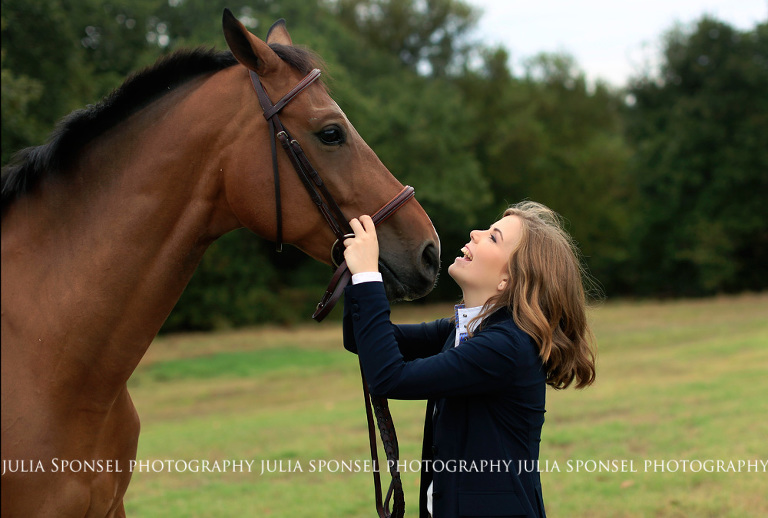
{"left": 1, "top": 43, "right": 320, "bottom": 213}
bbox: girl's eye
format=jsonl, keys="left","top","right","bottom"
{"left": 490, "top": 234, "right": 497, "bottom": 243}
{"left": 317, "top": 126, "right": 346, "bottom": 146}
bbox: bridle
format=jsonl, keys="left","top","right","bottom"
{"left": 250, "top": 65, "right": 407, "bottom": 518}
{"left": 249, "top": 67, "right": 415, "bottom": 321}
{"left": 250, "top": 67, "right": 408, "bottom": 518}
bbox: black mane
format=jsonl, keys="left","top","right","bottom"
{"left": 1, "top": 43, "right": 321, "bottom": 212}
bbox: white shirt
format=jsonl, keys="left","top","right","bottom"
{"left": 351, "top": 271, "right": 383, "bottom": 285}
{"left": 453, "top": 304, "right": 483, "bottom": 347}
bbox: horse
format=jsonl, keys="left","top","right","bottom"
{"left": 0, "top": 10, "right": 440, "bottom": 517}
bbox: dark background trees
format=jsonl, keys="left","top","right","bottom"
{"left": 624, "top": 17, "right": 768, "bottom": 296}
{"left": 2, "top": 0, "right": 765, "bottom": 329}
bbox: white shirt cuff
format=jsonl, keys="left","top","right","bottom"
{"left": 351, "top": 272, "right": 383, "bottom": 284}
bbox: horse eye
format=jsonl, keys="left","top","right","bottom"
{"left": 317, "top": 126, "right": 345, "bottom": 146}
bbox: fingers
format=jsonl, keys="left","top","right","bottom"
{"left": 346, "top": 216, "right": 376, "bottom": 243}
{"left": 349, "top": 217, "right": 364, "bottom": 236}
{"left": 359, "top": 214, "right": 375, "bottom": 233}
{"left": 343, "top": 215, "right": 380, "bottom": 275}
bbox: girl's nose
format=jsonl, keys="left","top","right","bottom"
{"left": 470, "top": 229, "right": 479, "bottom": 241}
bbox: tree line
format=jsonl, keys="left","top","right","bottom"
{"left": 2, "top": 0, "right": 766, "bottom": 330}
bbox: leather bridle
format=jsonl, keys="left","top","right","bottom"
{"left": 249, "top": 68, "right": 415, "bottom": 319}
{"left": 249, "top": 67, "right": 408, "bottom": 518}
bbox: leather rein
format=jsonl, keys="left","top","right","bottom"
{"left": 249, "top": 67, "right": 408, "bottom": 518}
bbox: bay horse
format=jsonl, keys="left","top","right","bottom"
{"left": 0, "top": 10, "right": 439, "bottom": 517}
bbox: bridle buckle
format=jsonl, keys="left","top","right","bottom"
{"left": 331, "top": 233, "right": 356, "bottom": 269}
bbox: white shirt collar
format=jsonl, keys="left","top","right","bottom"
{"left": 454, "top": 304, "right": 483, "bottom": 347}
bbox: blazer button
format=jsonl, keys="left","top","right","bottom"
{"left": 431, "top": 445, "right": 438, "bottom": 455}
{"left": 353, "top": 304, "right": 360, "bottom": 311}
{"left": 353, "top": 314, "right": 360, "bottom": 321}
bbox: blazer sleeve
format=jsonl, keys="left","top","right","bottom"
{"left": 345, "top": 282, "right": 531, "bottom": 400}
{"left": 343, "top": 285, "right": 451, "bottom": 361}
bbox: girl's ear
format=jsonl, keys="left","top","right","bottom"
{"left": 497, "top": 278, "right": 508, "bottom": 291}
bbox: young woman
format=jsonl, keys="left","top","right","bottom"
{"left": 342, "top": 201, "right": 597, "bottom": 518}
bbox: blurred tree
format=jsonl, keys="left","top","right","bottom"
{"left": 332, "top": 0, "right": 479, "bottom": 76}
{"left": 0, "top": 0, "right": 168, "bottom": 164}
{"left": 1, "top": 0, "right": 83, "bottom": 163}
{"left": 455, "top": 49, "right": 632, "bottom": 295}
{"left": 1, "top": 16, "right": 45, "bottom": 163}
{"left": 344, "top": 69, "right": 490, "bottom": 300}
{"left": 11, "top": 2, "right": 757, "bottom": 327}
{"left": 625, "top": 17, "right": 768, "bottom": 294}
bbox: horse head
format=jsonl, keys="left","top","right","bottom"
{"left": 219, "top": 10, "right": 439, "bottom": 301}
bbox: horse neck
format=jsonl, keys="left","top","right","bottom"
{"left": 1, "top": 72, "right": 249, "bottom": 402}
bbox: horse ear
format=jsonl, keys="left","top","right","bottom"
{"left": 266, "top": 19, "right": 293, "bottom": 46}
{"left": 222, "top": 8, "right": 280, "bottom": 75}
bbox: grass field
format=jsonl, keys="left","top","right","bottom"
{"left": 124, "top": 293, "right": 768, "bottom": 517}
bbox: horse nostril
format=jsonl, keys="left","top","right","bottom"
{"left": 420, "top": 242, "right": 440, "bottom": 279}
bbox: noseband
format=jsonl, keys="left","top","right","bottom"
{"left": 250, "top": 67, "right": 409, "bottom": 518}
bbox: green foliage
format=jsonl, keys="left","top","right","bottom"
{"left": 1, "top": 40, "right": 45, "bottom": 160}
{"left": 454, "top": 50, "right": 632, "bottom": 294}
{"left": 333, "top": 0, "right": 480, "bottom": 76}
{"left": 0, "top": 0, "right": 166, "bottom": 163}
{"left": 625, "top": 18, "right": 768, "bottom": 295}
{"left": 2, "top": 0, "right": 764, "bottom": 329}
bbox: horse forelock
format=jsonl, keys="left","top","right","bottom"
{"left": 269, "top": 43, "right": 325, "bottom": 77}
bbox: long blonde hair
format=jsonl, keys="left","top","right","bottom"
{"left": 474, "top": 201, "right": 597, "bottom": 389}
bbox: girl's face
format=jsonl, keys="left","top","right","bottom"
{"left": 448, "top": 215, "right": 523, "bottom": 307}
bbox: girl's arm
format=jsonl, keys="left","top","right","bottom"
{"left": 343, "top": 295, "right": 451, "bottom": 360}
{"left": 342, "top": 214, "right": 449, "bottom": 360}
{"left": 346, "top": 281, "right": 531, "bottom": 400}
{"left": 342, "top": 215, "right": 532, "bottom": 400}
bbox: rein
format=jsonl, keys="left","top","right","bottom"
{"left": 250, "top": 67, "right": 408, "bottom": 518}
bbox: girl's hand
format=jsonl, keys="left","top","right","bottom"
{"left": 344, "top": 215, "right": 379, "bottom": 275}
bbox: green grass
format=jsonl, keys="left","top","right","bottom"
{"left": 141, "top": 347, "right": 342, "bottom": 382}
{"left": 124, "top": 293, "right": 768, "bottom": 517}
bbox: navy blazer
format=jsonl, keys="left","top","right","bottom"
{"left": 344, "top": 282, "right": 547, "bottom": 518}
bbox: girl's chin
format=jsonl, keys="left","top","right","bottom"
{"left": 447, "top": 259, "right": 467, "bottom": 279}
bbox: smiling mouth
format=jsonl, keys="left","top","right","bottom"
{"left": 459, "top": 246, "right": 473, "bottom": 261}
